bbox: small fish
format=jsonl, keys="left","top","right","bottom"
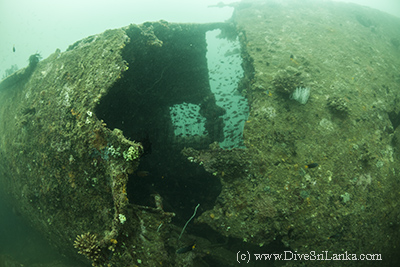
{"left": 305, "top": 163, "right": 319, "bottom": 169}
{"left": 176, "top": 243, "right": 196, "bottom": 254}
{"left": 136, "top": 171, "right": 150, "bottom": 177}
{"left": 328, "top": 233, "right": 342, "bottom": 240}
{"left": 13, "top": 44, "right": 15, "bottom": 52}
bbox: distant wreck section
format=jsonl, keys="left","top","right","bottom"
{"left": 1, "top": 0, "right": 400, "bottom": 266}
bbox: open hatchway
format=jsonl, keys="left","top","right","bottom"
{"left": 2, "top": 1, "right": 400, "bottom": 265}
{"left": 95, "top": 22, "right": 249, "bottom": 226}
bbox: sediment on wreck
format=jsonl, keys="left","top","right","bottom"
{"left": 185, "top": 1, "right": 400, "bottom": 266}
{"left": 0, "top": 20, "right": 231, "bottom": 266}
{"left": 0, "top": 26, "right": 139, "bottom": 265}
{"left": 2, "top": 1, "right": 399, "bottom": 266}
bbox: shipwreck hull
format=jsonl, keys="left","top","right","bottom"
{"left": 0, "top": 21, "right": 229, "bottom": 266}
{"left": 1, "top": 1, "right": 400, "bottom": 266}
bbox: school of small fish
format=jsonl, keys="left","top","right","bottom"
{"left": 169, "top": 30, "right": 249, "bottom": 149}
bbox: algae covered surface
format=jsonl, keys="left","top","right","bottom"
{"left": 0, "top": 0, "right": 400, "bottom": 266}
{"left": 0, "top": 27, "right": 142, "bottom": 265}
{"left": 191, "top": 0, "right": 400, "bottom": 266}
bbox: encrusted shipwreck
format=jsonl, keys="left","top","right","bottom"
{"left": 1, "top": 0, "right": 400, "bottom": 266}
{"left": 0, "top": 21, "right": 228, "bottom": 266}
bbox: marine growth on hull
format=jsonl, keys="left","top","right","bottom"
{"left": 94, "top": 22, "right": 249, "bottom": 223}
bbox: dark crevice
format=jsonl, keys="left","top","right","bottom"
{"left": 388, "top": 111, "right": 400, "bottom": 131}
{"left": 95, "top": 22, "right": 226, "bottom": 221}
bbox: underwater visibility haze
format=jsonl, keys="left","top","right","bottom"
{"left": 1, "top": 0, "right": 400, "bottom": 266}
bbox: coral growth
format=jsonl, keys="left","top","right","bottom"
{"left": 290, "top": 87, "right": 310, "bottom": 104}
{"left": 253, "top": 194, "right": 277, "bottom": 219}
{"left": 356, "top": 173, "right": 372, "bottom": 191}
{"left": 73, "top": 232, "right": 102, "bottom": 266}
{"left": 272, "top": 66, "right": 304, "bottom": 96}
{"left": 2, "top": 64, "right": 18, "bottom": 79}
{"left": 28, "top": 53, "right": 42, "bottom": 68}
{"left": 123, "top": 144, "right": 141, "bottom": 161}
{"left": 327, "top": 96, "right": 349, "bottom": 115}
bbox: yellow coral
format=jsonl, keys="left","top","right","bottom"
{"left": 73, "top": 232, "right": 101, "bottom": 265}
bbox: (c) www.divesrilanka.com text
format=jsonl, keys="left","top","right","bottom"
{"left": 236, "top": 251, "right": 382, "bottom": 263}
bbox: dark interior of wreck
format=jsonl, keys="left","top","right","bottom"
{"left": 95, "top": 22, "right": 232, "bottom": 226}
